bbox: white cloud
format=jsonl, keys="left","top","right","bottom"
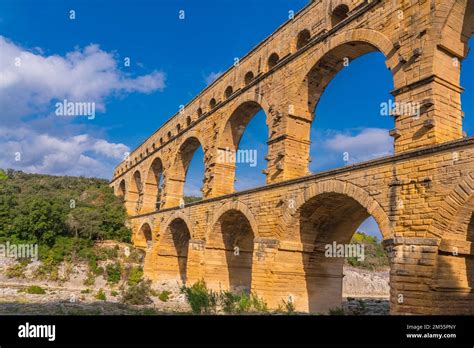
{"left": 0, "top": 126, "right": 130, "bottom": 178}
{"left": 0, "top": 36, "right": 163, "bottom": 178}
{"left": 0, "top": 36, "right": 165, "bottom": 122}
{"left": 310, "top": 128, "right": 393, "bottom": 172}
{"left": 204, "top": 71, "right": 223, "bottom": 85}
{"left": 323, "top": 128, "right": 393, "bottom": 163}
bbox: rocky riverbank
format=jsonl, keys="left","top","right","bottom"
{"left": 0, "top": 242, "right": 390, "bottom": 315}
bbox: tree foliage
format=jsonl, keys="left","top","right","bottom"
{"left": 0, "top": 169, "right": 131, "bottom": 262}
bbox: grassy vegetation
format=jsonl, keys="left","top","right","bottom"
{"left": 95, "top": 289, "right": 106, "bottom": 301}
{"left": 121, "top": 280, "right": 154, "bottom": 305}
{"left": 221, "top": 291, "right": 268, "bottom": 314}
{"left": 24, "top": 285, "right": 46, "bottom": 295}
{"left": 277, "top": 299, "right": 296, "bottom": 314}
{"left": 6, "top": 262, "right": 28, "bottom": 278}
{"left": 158, "top": 290, "right": 171, "bottom": 302}
{"left": 126, "top": 266, "right": 143, "bottom": 286}
{"left": 180, "top": 280, "right": 219, "bottom": 314}
{"left": 180, "top": 280, "right": 268, "bottom": 314}
{"left": 105, "top": 263, "right": 122, "bottom": 284}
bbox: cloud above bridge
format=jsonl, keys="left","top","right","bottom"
{"left": 310, "top": 127, "right": 393, "bottom": 171}
{"left": 324, "top": 128, "right": 393, "bottom": 162}
{"left": 0, "top": 35, "right": 165, "bottom": 178}
{"left": 0, "top": 36, "right": 165, "bottom": 122}
{"left": 204, "top": 71, "right": 223, "bottom": 85}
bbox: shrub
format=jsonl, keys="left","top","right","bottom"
{"left": 111, "top": 291, "right": 119, "bottom": 297}
{"left": 83, "top": 272, "right": 95, "bottom": 286}
{"left": 95, "top": 247, "right": 118, "bottom": 261}
{"left": 106, "top": 263, "right": 122, "bottom": 284}
{"left": 121, "top": 280, "right": 153, "bottom": 305}
{"left": 127, "top": 266, "right": 143, "bottom": 286}
{"left": 180, "top": 280, "right": 218, "bottom": 314}
{"left": 158, "top": 290, "right": 171, "bottom": 302}
{"left": 277, "top": 299, "right": 296, "bottom": 314}
{"left": 6, "top": 262, "right": 27, "bottom": 279}
{"left": 220, "top": 291, "right": 268, "bottom": 314}
{"left": 81, "top": 289, "right": 91, "bottom": 294}
{"left": 88, "top": 257, "right": 104, "bottom": 276}
{"left": 95, "top": 289, "right": 106, "bottom": 301}
{"left": 33, "top": 260, "right": 59, "bottom": 281}
{"left": 106, "top": 246, "right": 119, "bottom": 259}
{"left": 25, "top": 285, "right": 46, "bottom": 294}
{"left": 126, "top": 248, "right": 145, "bottom": 263}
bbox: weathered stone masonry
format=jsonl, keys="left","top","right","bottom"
{"left": 110, "top": 0, "right": 474, "bottom": 314}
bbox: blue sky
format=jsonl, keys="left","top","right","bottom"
{"left": 1, "top": 0, "right": 473, "bottom": 237}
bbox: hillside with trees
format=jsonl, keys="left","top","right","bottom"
{"left": 0, "top": 169, "right": 130, "bottom": 263}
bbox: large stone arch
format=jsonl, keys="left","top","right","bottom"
{"left": 133, "top": 221, "right": 154, "bottom": 248}
{"left": 126, "top": 169, "right": 144, "bottom": 215}
{"left": 279, "top": 28, "right": 399, "bottom": 182}
{"left": 293, "top": 28, "right": 397, "bottom": 118}
{"left": 430, "top": 172, "right": 474, "bottom": 240}
{"left": 216, "top": 91, "right": 273, "bottom": 150}
{"left": 163, "top": 131, "right": 208, "bottom": 208}
{"left": 142, "top": 156, "right": 164, "bottom": 213}
{"left": 210, "top": 91, "right": 273, "bottom": 196}
{"left": 205, "top": 200, "right": 259, "bottom": 240}
{"left": 428, "top": 173, "right": 474, "bottom": 313}
{"left": 278, "top": 179, "right": 392, "bottom": 313}
{"left": 280, "top": 179, "right": 392, "bottom": 241}
{"left": 434, "top": 0, "right": 474, "bottom": 58}
{"left": 161, "top": 210, "right": 195, "bottom": 240}
{"left": 203, "top": 200, "right": 258, "bottom": 292}
{"left": 116, "top": 179, "right": 126, "bottom": 198}
{"left": 155, "top": 214, "right": 193, "bottom": 284}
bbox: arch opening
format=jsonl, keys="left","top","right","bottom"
{"left": 461, "top": 37, "right": 474, "bottom": 136}
{"left": 331, "top": 4, "right": 349, "bottom": 27}
{"left": 268, "top": 52, "right": 280, "bottom": 69}
{"left": 298, "top": 192, "right": 389, "bottom": 313}
{"left": 296, "top": 29, "right": 311, "bottom": 50}
{"left": 224, "top": 86, "right": 233, "bottom": 99}
{"left": 135, "top": 223, "right": 152, "bottom": 248}
{"left": 117, "top": 179, "right": 126, "bottom": 198}
{"left": 217, "top": 100, "right": 268, "bottom": 193}
{"left": 306, "top": 43, "right": 394, "bottom": 173}
{"left": 156, "top": 218, "right": 191, "bottom": 284}
{"left": 433, "top": 194, "right": 474, "bottom": 312}
{"left": 244, "top": 71, "right": 254, "bottom": 86}
{"left": 205, "top": 209, "right": 254, "bottom": 293}
{"left": 166, "top": 136, "right": 204, "bottom": 207}
{"left": 142, "top": 157, "right": 164, "bottom": 213}
{"left": 128, "top": 171, "right": 143, "bottom": 214}
{"left": 210, "top": 98, "right": 217, "bottom": 109}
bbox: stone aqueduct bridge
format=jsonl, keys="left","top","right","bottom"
{"left": 110, "top": 0, "right": 474, "bottom": 314}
